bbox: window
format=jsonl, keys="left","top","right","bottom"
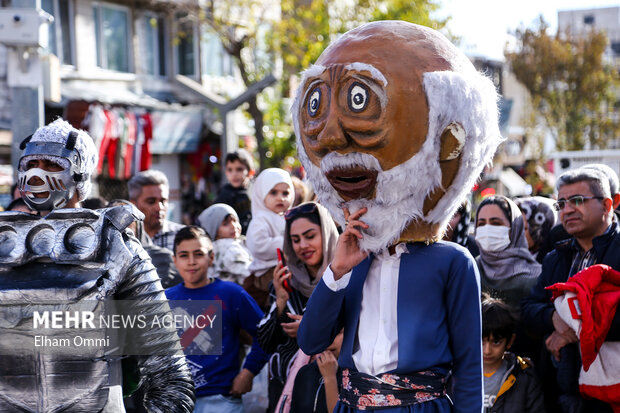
{"left": 175, "top": 13, "right": 197, "bottom": 76}
{"left": 201, "top": 28, "right": 234, "bottom": 77}
{"left": 93, "top": 3, "right": 131, "bottom": 72}
{"left": 584, "top": 15, "right": 595, "bottom": 25}
{"left": 140, "top": 14, "right": 167, "bottom": 76}
{"left": 41, "top": 0, "right": 74, "bottom": 65}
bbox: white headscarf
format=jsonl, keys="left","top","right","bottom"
{"left": 251, "top": 168, "right": 294, "bottom": 216}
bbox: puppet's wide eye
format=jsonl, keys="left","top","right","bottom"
{"left": 308, "top": 88, "right": 321, "bottom": 117}
{"left": 534, "top": 211, "right": 546, "bottom": 225}
{"left": 348, "top": 83, "right": 368, "bottom": 112}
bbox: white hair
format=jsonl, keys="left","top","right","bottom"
{"left": 292, "top": 68, "right": 502, "bottom": 253}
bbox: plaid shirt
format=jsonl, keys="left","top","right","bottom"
{"left": 153, "top": 220, "right": 185, "bottom": 252}
{"left": 568, "top": 224, "right": 613, "bottom": 277}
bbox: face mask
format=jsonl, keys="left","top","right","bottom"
{"left": 476, "top": 225, "right": 510, "bottom": 252}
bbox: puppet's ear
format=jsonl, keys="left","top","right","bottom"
{"left": 422, "top": 123, "right": 465, "bottom": 215}
{"left": 439, "top": 123, "right": 465, "bottom": 162}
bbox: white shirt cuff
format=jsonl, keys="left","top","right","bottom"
{"left": 322, "top": 265, "right": 352, "bottom": 291}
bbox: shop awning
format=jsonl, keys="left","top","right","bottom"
{"left": 60, "top": 80, "right": 168, "bottom": 108}
{"left": 150, "top": 110, "right": 204, "bottom": 154}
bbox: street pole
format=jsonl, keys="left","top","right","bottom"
{"left": 218, "top": 74, "right": 277, "bottom": 172}
{"left": 8, "top": 0, "right": 43, "bottom": 175}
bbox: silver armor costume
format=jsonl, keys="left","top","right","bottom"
{"left": 0, "top": 206, "right": 195, "bottom": 412}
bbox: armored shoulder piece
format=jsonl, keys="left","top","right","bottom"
{"left": 0, "top": 205, "right": 143, "bottom": 267}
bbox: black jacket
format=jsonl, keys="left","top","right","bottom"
{"left": 487, "top": 353, "right": 546, "bottom": 413}
{"left": 214, "top": 183, "right": 252, "bottom": 234}
{"left": 290, "top": 362, "right": 342, "bottom": 413}
{"left": 521, "top": 222, "right": 620, "bottom": 341}
{"left": 520, "top": 223, "right": 620, "bottom": 412}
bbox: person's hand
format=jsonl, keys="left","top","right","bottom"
{"left": 230, "top": 368, "right": 254, "bottom": 396}
{"left": 330, "top": 207, "right": 370, "bottom": 279}
{"left": 545, "top": 331, "right": 572, "bottom": 362}
{"left": 273, "top": 261, "right": 291, "bottom": 316}
{"left": 552, "top": 311, "right": 579, "bottom": 342}
{"left": 281, "top": 313, "right": 302, "bottom": 338}
{"left": 317, "top": 349, "right": 339, "bottom": 381}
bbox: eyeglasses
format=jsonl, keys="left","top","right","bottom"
{"left": 553, "top": 195, "right": 604, "bottom": 211}
{"left": 284, "top": 202, "right": 318, "bottom": 220}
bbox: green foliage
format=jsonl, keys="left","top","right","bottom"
{"left": 260, "top": 88, "right": 298, "bottom": 168}
{"left": 506, "top": 17, "right": 620, "bottom": 151}
{"left": 275, "top": 0, "right": 449, "bottom": 78}
{"left": 197, "top": 0, "right": 450, "bottom": 168}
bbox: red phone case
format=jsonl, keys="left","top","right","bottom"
{"left": 277, "top": 248, "right": 292, "bottom": 293}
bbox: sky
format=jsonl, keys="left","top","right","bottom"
{"left": 436, "top": 0, "right": 620, "bottom": 60}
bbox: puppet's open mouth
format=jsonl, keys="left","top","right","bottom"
{"left": 325, "top": 168, "right": 378, "bottom": 200}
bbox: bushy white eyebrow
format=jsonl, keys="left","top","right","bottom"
{"left": 345, "top": 63, "right": 388, "bottom": 87}
{"left": 301, "top": 64, "right": 326, "bottom": 80}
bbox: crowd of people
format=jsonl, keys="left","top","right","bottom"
{"left": 5, "top": 15, "right": 620, "bottom": 413}
{"left": 5, "top": 116, "right": 620, "bottom": 413}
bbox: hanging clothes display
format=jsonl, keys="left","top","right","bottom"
{"left": 79, "top": 102, "right": 152, "bottom": 179}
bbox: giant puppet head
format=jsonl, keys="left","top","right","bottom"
{"left": 292, "top": 21, "right": 502, "bottom": 252}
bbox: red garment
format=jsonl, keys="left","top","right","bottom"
{"left": 547, "top": 264, "right": 620, "bottom": 412}
{"left": 96, "top": 110, "right": 114, "bottom": 175}
{"left": 106, "top": 137, "right": 118, "bottom": 178}
{"left": 547, "top": 264, "right": 620, "bottom": 370}
{"left": 63, "top": 100, "right": 90, "bottom": 129}
{"left": 140, "top": 113, "right": 153, "bottom": 171}
{"left": 187, "top": 141, "right": 213, "bottom": 181}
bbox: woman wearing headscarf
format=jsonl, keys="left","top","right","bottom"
{"left": 475, "top": 195, "right": 542, "bottom": 310}
{"left": 514, "top": 196, "right": 557, "bottom": 264}
{"left": 256, "top": 202, "right": 339, "bottom": 412}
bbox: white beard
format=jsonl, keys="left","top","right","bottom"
{"left": 299, "top": 147, "right": 443, "bottom": 253}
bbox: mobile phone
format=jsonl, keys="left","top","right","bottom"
{"left": 276, "top": 248, "right": 292, "bottom": 293}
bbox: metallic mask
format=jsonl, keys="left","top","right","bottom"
{"left": 17, "top": 132, "right": 85, "bottom": 211}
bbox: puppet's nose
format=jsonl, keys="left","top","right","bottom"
{"left": 316, "top": 115, "right": 347, "bottom": 152}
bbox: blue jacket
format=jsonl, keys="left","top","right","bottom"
{"left": 298, "top": 241, "right": 483, "bottom": 413}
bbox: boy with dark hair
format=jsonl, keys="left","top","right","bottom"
{"left": 215, "top": 149, "right": 255, "bottom": 234}
{"left": 165, "top": 226, "right": 268, "bottom": 413}
{"left": 482, "top": 295, "right": 545, "bottom": 413}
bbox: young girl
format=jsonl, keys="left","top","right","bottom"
{"left": 244, "top": 168, "right": 294, "bottom": 309}
{"left": 197, "top": 203, "right": 252, "bottom": 285}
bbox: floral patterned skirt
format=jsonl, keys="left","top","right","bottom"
{"left": 337, "top": 368, "right": 450, "bottom": 412}
{"left": 334, "top": 397, "right": 451, "bottom": 413}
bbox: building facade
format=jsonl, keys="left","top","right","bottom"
{"left": 0, "top": 0, "right": 264, "bottom": 221}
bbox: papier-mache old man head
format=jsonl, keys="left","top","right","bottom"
{"left": 292, "top": 20, "right": 502, "bottom": 252}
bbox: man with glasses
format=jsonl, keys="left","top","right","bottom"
{"left": 522, "top": 167, "right": 620, "bottom": 412}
